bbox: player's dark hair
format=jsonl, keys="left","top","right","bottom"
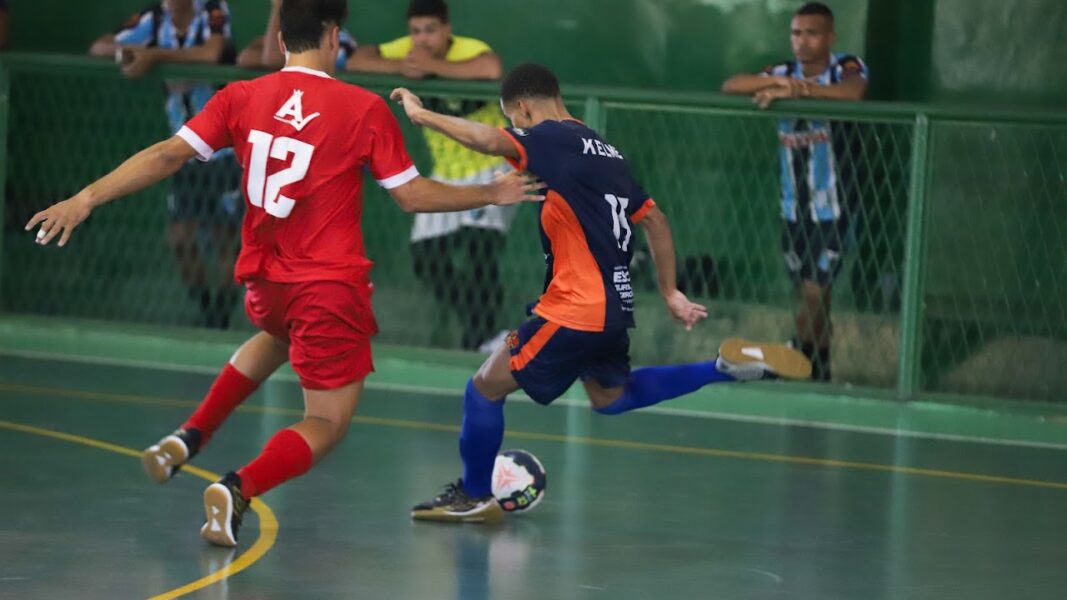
{"left": 407, "top": 0, "right": 449, "bottom": 23}
{"left": 280, "top": 0, "right": 349, "bottom": 53}
{"left": 796, "top": 2, "right": 834, "bottom": 25}
{"left": 500, "top": 64, "right": 561, "bottom": 104}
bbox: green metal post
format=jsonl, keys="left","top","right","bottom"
{"left": 897, "top": 114, "right": 932, "bottom": 401}
{"left": 584, "top": 95, "right": 605, "bottom": 134}
{"left": 0, "top": 61, "right": 10, "bottom": 311}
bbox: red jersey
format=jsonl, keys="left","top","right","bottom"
{"left": 178, "top": 65, "right": 417, "bottom": 283}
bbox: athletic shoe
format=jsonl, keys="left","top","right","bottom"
{"left": 141, "top": 428, "right": 201, "bottom": 484}
{"left": 716, "top": 339, "right": 813, "bottom": 381}
{"left": 411, "top": 479, "right": 504, "bottom": 524}
{"left": 201, "top": 471, "right": 249, "bottom": 548}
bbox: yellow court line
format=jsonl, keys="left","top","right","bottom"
{"left": 0, "top": 419, "right": 279, "bottom": 600}
{"left": 4, "top": 382, "right": 1067, "bottom": 491}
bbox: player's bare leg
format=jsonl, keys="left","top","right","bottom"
{"left": 142, "top": 332, "right": 289, "bottom": 484}
{"left": 795, "top": 279, "right": 832, "bottom": 381}
{"left": 202, "top": 380, "right": 364, "bottom": 547}
{"left": 411, "top": 344, "right": 514, "bottom": 524}
{"left": 292, "top": 380, "right": 364, "bottom": 461}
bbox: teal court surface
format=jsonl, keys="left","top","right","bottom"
{"left": 3, "top": 340, "right": 1067, "bottom": 599}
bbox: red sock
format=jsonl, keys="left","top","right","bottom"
{"left": 237, "top": 428, "right": 313, "bottom": 498}
{"left": 183, "top": 363, "right": 259, "bottom": 445}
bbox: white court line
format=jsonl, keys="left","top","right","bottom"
{"left": 3, "top": 347, "right": 1067, "bottom": 452}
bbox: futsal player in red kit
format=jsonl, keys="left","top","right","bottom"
{"left": 25, "top": 0, "right": 541, "bottom": 547}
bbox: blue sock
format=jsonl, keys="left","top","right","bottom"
{"left": 458, "top": 379, "right": 505, "bottom": 498}
{"left": 595, "top": 361, "right": 735, "bottom": 416}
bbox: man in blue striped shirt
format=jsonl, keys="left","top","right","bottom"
{"left": 723, "top": 2, "right": 868, "bottom": 381}
{"left": 89, "top": 1, "right": 244, "bottom": 329}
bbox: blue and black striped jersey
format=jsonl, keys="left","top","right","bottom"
{"left": 763, "top": 53, "right": 869, "bottom": 223}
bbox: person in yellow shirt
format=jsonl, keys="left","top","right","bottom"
{"left": 349, "top": 0, "right": 516, "bottom": 352}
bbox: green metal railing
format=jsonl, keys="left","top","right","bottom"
{"left": 0, "top": 53, "right": 1064, "bottom": 404}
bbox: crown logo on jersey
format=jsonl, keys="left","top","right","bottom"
{"left": 274, "top": 89, "right": 320, "bottom": 132}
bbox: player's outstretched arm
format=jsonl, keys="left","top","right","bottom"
{"left": 24, "top": 136, "right": 198, "bottom": 247}
{"left": 388, "top": 172, "right": 544, "bottom": 214}
{"left": 390, "top": 88, "right": 520, "bottom": 160}
{"left": 639, "top": 206, "right": 709, "bottom": 331}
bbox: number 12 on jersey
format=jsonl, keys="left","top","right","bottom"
{"left": 246, "top": 130, "right": 315, "bottom": 218}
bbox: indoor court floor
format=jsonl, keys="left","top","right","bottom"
{"left": 2, "top": 354, "right": 1066, "bottom": 599}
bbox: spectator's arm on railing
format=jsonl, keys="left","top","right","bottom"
{"left": 753, "top": 74, "right": 867, "bottom": 109}
{"left": 800, "top": 76, "right": 867, "bottom": 101}
{"left": 119, "top": 36, "right": 225, "bottom": 79}
{"left": 346, "top": 45, "right": 403, "bottom": 75}
{"left": 722, "top": 73, "right": 782, "bottom": 95}
{"left": 407, "top": 51, "right": 503, "bottom": 81}
{"left": 238, "top": 0, "right": 285, "bottom": 69}
{"left": 89, "top": 34, "right": 121, "bottom": 58}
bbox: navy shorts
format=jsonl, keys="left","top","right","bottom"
{"left": 508, "top": 316, "right": 631, "bottom": 405}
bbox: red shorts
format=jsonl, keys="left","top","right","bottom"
{"left": 243, "top": 278, "right": 378, "bottom": 390}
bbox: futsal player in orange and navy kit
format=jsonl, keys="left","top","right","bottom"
{"left": 26, "top": 0, "right": 541, "bottom": 547}
{"left": 392, "top": 64, "right": 813, "bottom": 523}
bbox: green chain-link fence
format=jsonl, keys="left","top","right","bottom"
{"left": 0, "top": 54, "right": 1064, "bottom": 403}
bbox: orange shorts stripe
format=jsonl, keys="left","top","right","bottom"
{"left": 509, "top": 321, "right": 561, "bottom": 372}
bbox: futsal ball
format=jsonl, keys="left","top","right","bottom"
{"left": 491, "top": 449, "right": 547, "bottom": 513}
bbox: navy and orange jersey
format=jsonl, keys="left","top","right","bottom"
{"left": 501, "top": 120, "right": 656, "bottom": 333}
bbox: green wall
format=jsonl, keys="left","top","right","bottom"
{"left": 866, "top": 0, "right": 1067, "bottom": 105}
{"left": 11, "top": 0, "right": 1065, "bottom": 104}
{"left": 8, "top": 0, "right": 867, "bottom": 92}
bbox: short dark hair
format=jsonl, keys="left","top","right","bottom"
{"left": 500, "top": 64, "right": 561, "bottom": 104}
{"left": 407, "top": 0, "right": 449, "bottom": 23}
{"left": 280, "top": 0, "right": 349, "bottom": 53}
{"left": 796, "top": 2, "right": 834, "bottom": 24}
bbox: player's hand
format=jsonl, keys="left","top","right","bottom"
{"left": 663, "top": 289, "right": 708, "bottom": 331}
{"left": 25, "top": 195, "right": 93, "bottom": 248}
{"left": 121, "top": 47, "right": 158, "bottom": 79}
{"left": 390, "top": 87, "right": 428, "bottom": 123}
{"left": 489, "top": 171, "right": 545, "bottom": 206}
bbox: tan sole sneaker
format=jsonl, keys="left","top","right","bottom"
{"left": 411, "top": 499, "right": 505, "bottom": 524}
{"left": 141, "top": 435, "right": 190, "bottom": 484}
{"left": 718, "top": 339, "right": 812, "bottom": 381}
{"left": 201, "top": 483, "right": 239, "bottom": 548}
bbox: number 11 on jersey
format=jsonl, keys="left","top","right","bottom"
{"left": 246, "top": 129, "right": 316, "bottom": 218}
{"left": 604, "top": 194, "right": 633, "bottom": 251}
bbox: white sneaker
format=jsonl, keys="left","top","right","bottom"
{"left": 715, "top": 339, "right": 812, "bottom": 381}
{"left": 141, "top": 428, "right": 200, "bottom": 484}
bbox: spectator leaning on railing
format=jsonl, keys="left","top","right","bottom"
{"left": 347, "top": 0, "right": 516, "bottom": 353}
{"left": 722, "top": 2, "right": 868, "bottom": 382}
{"left": 237, "top": 0, "right": 357, "bottom": 70}
{"left": 89, "top": 0, "right": 244, "bottom": 329}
